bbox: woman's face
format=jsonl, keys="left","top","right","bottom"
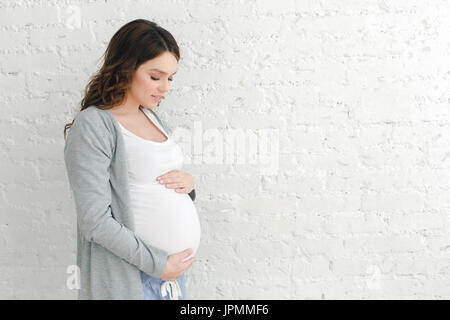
{"left": 129, "top": 51, "right": 178, "bottom": 109}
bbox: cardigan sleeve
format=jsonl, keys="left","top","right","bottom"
{"left": 188, "top": 188, "right": 196, "bottom": 201}
{"left": 63, "top": 111, "right": 168, "bottom": 278}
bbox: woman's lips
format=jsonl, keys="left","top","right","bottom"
{"left": 152, "top": 95, "right": 163, "bottom": 102}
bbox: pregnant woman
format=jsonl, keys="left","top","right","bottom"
{"left": 63, "top": 19, "right": 200, "bottom": 300}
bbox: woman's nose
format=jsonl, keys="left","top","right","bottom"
{"left": 159, "top": 80, "right": 170, "bottom": 92}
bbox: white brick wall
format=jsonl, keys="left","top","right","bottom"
{"left": 0, "top": 0, "right": 449, "bottom": 299}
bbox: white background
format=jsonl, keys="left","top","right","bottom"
{"left": 0, "top": 0, "right": 449, "bottom": 299}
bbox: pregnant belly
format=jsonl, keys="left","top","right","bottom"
{"left": 130, "top": 184, "right": 201, "bottom": 261}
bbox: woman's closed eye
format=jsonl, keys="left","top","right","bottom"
{"left": 151, "top": 76, "right": 173, "bottom": 81}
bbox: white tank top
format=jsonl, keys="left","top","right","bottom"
{"left": 118, "top": 106, "right": 201, "bottom": 262}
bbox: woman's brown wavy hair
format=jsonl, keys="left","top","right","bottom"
{"left": 63, "top": 19, "right": 180, "bottom": 140}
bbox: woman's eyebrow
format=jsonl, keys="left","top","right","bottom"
{"left": 149, "top": 68, "right": 177, "bottom": 75}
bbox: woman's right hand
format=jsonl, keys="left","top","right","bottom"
{"left": 160, "top": 248, "right": 196, "bottom": 281}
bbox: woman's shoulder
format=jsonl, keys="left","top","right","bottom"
{"left": 65, "top": 106, "right": 116, "bottom": 154}
{"left": 70, "top": 106, "right": 115, "bottom": 137}
{"left": 76, "top": 106, "right": 109, "bottom": 122}
{"left": 75, "top": 106, "right": 113, "bottom": 126}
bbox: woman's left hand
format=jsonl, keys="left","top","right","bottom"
{"left": 156, "top": 170, "right": 195, "bottom": 194}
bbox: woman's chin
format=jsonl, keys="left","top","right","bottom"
{"left": 142, "top": 101, "right": 159, "bottom": 109}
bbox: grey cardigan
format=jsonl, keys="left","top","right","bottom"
{"left": 63, "top": 105, "right": 195, "bottom": 300}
